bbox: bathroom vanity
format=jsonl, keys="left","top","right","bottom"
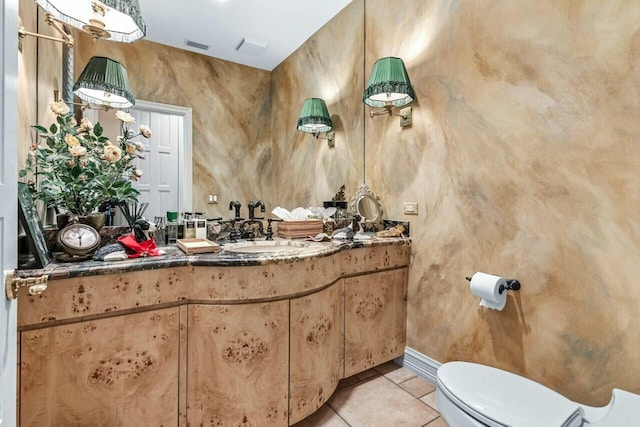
{"left": 15, "top": 240, "right": 409, "bottom": 426}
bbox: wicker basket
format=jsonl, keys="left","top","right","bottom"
{"left": 277, "top": 220, "right": 324, "bottom": 239}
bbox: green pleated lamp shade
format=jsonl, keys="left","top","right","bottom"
{"left": 35, "top": 0, "right": 146, "bottom": 43}
{"left": 363, "top": 57, "right": 415, "bottom": 108}
{"left": 73, "top": 56, "right": 135, "bottom": 109}
{"left": 297, "top": 98, "right": 333, "bottom": 133}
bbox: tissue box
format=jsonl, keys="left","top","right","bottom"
{"left": 277, "top": 220, "right": 324, "bottom": 239}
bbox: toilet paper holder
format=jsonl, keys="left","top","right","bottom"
{"left": 465, "top": 276, "right": 521, "bottom": 294}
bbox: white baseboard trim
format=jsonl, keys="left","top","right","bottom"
{"left": 394, "top": 347, "right": 442, "bottom": 385}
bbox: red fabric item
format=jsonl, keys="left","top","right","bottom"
{"left": 117, "top": 234, "right": 162, "bottom": 258}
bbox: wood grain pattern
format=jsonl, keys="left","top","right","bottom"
{"left": 289, "top": 284, "right": 342, "bottom": 425}
{"left": 178, "top": 305, "right": 188, "bottom": 427}
{"left": 16, "top": 245, "right": 411, "bottom": 425}
{"left": 344, "top": 269, "right": 407, "bottom": 377}
{"left": 18, "top": 267, "right": 191, "bottom": 328}
{"left": 20, "top": 308, "right": 180, "bottom": 426}
{"left": 18, "top": 244, "right": 411, "bottom": 329}
{"left": 187, "top": 302, "right": 289, "bottom": 426}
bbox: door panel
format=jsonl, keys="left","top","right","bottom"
{"left": 129, "top": 105, "right": 181, "bottom": 220}
{"left": 20, "top": 308, "right": 181, "bottom": 426}
{"left": 344, "top": 269, "right": 407, "bottom": 377}
{"left": 96, "top": 100, "right": 192, "bottom": 223}
{"left": 1, "top": 0, "right": 19, "bottom": 425}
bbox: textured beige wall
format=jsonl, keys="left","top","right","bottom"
{"left": 74, "top": 35, "right": 272, "bottom": 217}
{"left": 362, "top": 0, "right": 640, "bottom": 406}
{"left": 19, "top": 0, "right": 640, "bottom": 407}
{"left": 269, "top": 0, "right": 365, "bottom": 207}
{"left": 18, "top": 0, "right": 62, "bottom": 223}
{"left": 17, "top": 0, "right": 37, "bottom": 170}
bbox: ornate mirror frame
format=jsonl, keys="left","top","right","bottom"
{"left": 350, "top": 183, "right": 384, "bottom": 225}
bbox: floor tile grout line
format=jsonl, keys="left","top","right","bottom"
{"left": 319, "top": 368, "right": 442, "bottom": 427}
{"left": 326, "top": 400, "right": 353, "bottom": 427}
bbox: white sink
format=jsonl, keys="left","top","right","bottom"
{"left": 222, "top": 240, "right": 327, "bottom": 255}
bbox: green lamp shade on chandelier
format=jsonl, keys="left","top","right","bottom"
{"left": 35, "top": 0, "right": 146, "bottom": 43}
{"left": 297, "top": 98, "right": 333, "bottom": 133}
{"left": 363, "top": 57, "right": 415, "bottom": 108}
{"left": 73, "top": 56, "right": 135, "bottom": 109}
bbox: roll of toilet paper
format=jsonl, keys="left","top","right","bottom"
{"left": 469, "top": 272, "right": 508, "bottom": 311}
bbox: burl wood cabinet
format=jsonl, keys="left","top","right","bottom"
{"left": 17, "top": 244, "right": 409, "bottom": 426}
{"left": 20, "top": 308, "right": 181, "bottom": 426}
{"left": 344, "top": 269, "right": 407, "bottom": 377}
{"left": 187, "top": 302, "right": 289, "bottom": 426}
{"left": 289, "top": 284, "right": 343, "bottom": 424}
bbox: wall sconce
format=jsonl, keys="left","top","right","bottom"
{"left": 363, "top": 57, "right": 415, "bottom": 127}
{"left": 19, "top": 0, "right": 146, "bottom": 47}
{"left": 73, "top": 56, "right": 135, "bottom": 110}
{"left": 297, "top": 98, "right": 336, "bottom": 147}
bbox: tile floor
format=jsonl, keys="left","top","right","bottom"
{"left": 293, "top": 362, "right": 450, "bottom": 427}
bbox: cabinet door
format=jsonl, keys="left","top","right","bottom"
{"left": 20, "top": 308, "right": 180, "bottom": 426}
{"left": 289, "top": 284, "right": 342, "bottom": 425}
{"left": 187, "top": 301, "right": 289, "bottom": 426}
{"left": 344, "top": 268, "right": 407, "bottom": 377}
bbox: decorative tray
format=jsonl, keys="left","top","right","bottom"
{"left": 176, "top": 238, "right": 220, "bottom": 254}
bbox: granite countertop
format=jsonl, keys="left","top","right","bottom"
{"left": 16, "top": 237, "right": 410, "bottom": 280}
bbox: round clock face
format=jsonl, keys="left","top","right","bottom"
{"left": 57, "top": 223, "right": 101, "bottom": 256}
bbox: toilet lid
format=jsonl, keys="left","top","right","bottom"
{"left": 437, "top": 362, "right": 584, "bottom": 427}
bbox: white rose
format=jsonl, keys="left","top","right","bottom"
{"left": 80, "top": 118, "right": 93, "bottom": 131}
{"left": 139, "top": 125, "right": 152, "bottom": 138}
{"left": 50, "top": 101, "right": 70, "bottom": 116}
{"left": 103, "top": 145, "right": 122, "bottom": 162}
{"left": 131, "top": 169, "right": 143, "bottom": 181}
{"left": 135, "top": 141, "right": 145, "bottom": 151}
{"left": 65, "top": 134, "right": 79, "bottom": 147}
{"left": 69, "top": 145, "right": 87, "bottom": 157}
{"left": 115, "top": 110, "right": 135, "bottom": 124}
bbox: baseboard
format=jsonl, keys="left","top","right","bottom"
{"left": 394, "top": 347, "right": 441, "bottom": 385}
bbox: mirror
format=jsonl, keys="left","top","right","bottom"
{"left": 350, "top": 183, "right": 383, "bottom": 225}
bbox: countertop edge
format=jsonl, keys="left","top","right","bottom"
{"left": 16, "top": 238, "right": 410, "bottom": 280}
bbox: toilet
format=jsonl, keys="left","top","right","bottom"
{"left": 436, "top": 361, "right": 639, "bottom": 426}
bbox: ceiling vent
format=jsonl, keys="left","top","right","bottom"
{"left": 185, "top": 39, "right": 210, "bottom": 51}
{"left": 236, "top": 38, "right": 267, "bottom": 56}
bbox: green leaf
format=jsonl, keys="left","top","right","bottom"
{"left": 19, "top": 169, "right": 27, "bottom": 178}
{"left": 93, "top": 122, "right": 103, "bottom": 137}
{"left": 49, "top": 123, "right": 58, "bottom": 134}
{"left": 32, "top": 125, "right": 48, "bottom": 134}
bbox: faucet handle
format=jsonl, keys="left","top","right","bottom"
{"left": 265, "top": 217, "right": 283, "bottom": 240}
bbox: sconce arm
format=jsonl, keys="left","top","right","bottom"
{"left": 313, "top": 131, "right": 335, "bottom": 147}
{"left": 369, "top": 106, "right": 409, "bottom": 120}
{"left": 18, "top": 13, "right": 75, "bottom": 48}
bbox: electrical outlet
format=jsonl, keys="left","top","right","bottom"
{"left": 403, "top": 202, "right": 418, "bottom": 215}
{"left": 207, "top": 194, "right": 218, "bottom": 204}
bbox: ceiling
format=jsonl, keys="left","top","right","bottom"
{"left": 138, "top": 0, "right": 353, "bottom": 71}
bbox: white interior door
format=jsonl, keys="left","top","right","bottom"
{"left": 97, "top": 100, "right": 192, "bottom": 223}
{"left": 1, "top": 0, "right": 19, "bottom": 425}
{"left": 129, "top": 101, "right": 191, "bottom": 220}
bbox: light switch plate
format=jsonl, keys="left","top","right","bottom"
{"left": 403, "top": 202, "right": 418, "bottom": 215}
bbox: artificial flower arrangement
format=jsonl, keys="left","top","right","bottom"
{"left": 20, "top": 102, "right": 152, "bottom": 217}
